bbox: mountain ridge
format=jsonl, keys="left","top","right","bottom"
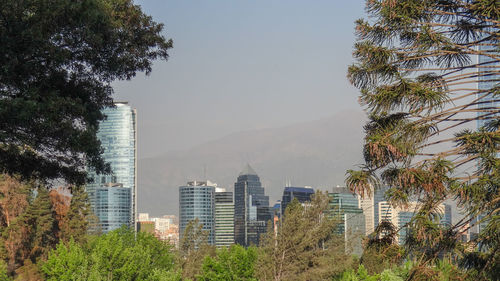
{"left": 138, "top": 109, "right": 367, "bottom": 216}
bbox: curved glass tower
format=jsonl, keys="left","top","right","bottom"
{"left": 179, "top": 181, "right": 216, "bottom": 245}
{"left": 86, "top": 102, "right": 137, "bottom": 233}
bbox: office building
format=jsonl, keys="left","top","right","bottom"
{"left": 215, "top": 188, "right": 234, "bottom": 247}
{"left": 477, "top": 42, "right": 499, "bottom": 129}
{"left": 443, "top": 204, "right": 452, "bottom": 227}
{"left": 86, "top": 102, "right": 137, "bottom": 233}
{"left": 234, "top": 164, "right": 271, "bottom": 246}
{"left": 328, "top": 187, "right": 366, "bottom": 256}
{"left": 179, "top": 180, "right": 216, "bottom": 245}
{"left": 378, "top": 201, "right": 446, "bottom": 245}
{"left": 272, "top": 200, "right": 281, "bottom": 219}
{"left": 281, "top": 186, "right": 314, "bottom": 216}
{"left": 357, "top": 190, "right": 374, "bottom": 236}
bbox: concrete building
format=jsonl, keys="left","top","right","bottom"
{"left": 86, "top": 102, "right": 137, "bottom": 233}
{"left": 179, "top": 180, "right": 216, "bottom": 245}
{"left": 215, "top": 188, "right": 234, "bottom": 247}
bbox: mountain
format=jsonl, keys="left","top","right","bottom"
{"left": 138, "top": 110, "right": 366, "bottom": 216}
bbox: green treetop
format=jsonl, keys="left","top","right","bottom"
{"left": 0, "top": 0, "right": 172, "bottom": 185}
{"left": 346, "top": 0, "right": 499, "bottom": 278}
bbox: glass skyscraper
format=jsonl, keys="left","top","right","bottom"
{"left": 234, "top": 164, "right": 271, "bottom": 246}
{"left": 281, "top": 186, "right": 314, "bottom": 216}
{"left": 477, "top": 43, "right": 499, "bottom": 129}
{"left": 328, "top": 187, "right": 366, "bottom": 256}
{"left": 86, "top": 102, "right": 137, "bottom": 233}
{"left": 179, "top": 181, "right": 216, "bottom": 245}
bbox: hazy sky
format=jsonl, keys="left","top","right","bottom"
{"left": 113, "top": 0, "right": 367, "bottom": 158}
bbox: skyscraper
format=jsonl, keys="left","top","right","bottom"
{"left": 215, "top": 188, "right": 234, "bottom": 247}
{"left": 378, "top": 201, "right": 446, "bottom": 245}
{"left": 86, "top": 102, "right": 137, "bottom": 233}
{"left": 281, "top": 186, "right": 314, "bottom": 216}
{"left": 234, "top": 164, "right": 271, "bottom": 246}
{"left": 328, "top": 187, "right": 366, "bottom": 256}
{"left": 477, "top": 43, "right": 499, "bottom": 129}
{"left": 179, "top": 180, "right": 216, "bottom": 245}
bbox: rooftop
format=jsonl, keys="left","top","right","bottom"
{"left": 284, "top": 187, "right": 315, "bottom": 193}
{"left": 238, "top": 163, "right": 258, "bottom": 176}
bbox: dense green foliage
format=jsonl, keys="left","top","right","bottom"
{"left": 0, "top": 0, "right": 172, "bottom": 185}
{"left": 345, "top": 0, "right": 499, "bottom": 278}
{"left": 197, "top": 245, "right": 258, "bottom": 281}
{"left": 42, "top": 228, "right": 180, "bottom": 281}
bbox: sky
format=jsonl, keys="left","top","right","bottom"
{"left": 113, "top": 0, "right": 367, "bottom": 158}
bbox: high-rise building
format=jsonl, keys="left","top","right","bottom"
{"left": 234, "top": 164, "right": 271, "bottom": 246}
{"left": 443, "top": 204, "right": 452, "bottom": 227}
{"left": 474, "top": 43, "right": 497, "bottom": 237}
{"left": 357, "top": 189, "right": 374, "bottom": 236}
{"left": 86, "top": 102, "right": 137, "bottom": 233}
{"left": 378, "top": 201, "right": 446, "bottom": 245}
{"left": 373, "top": 186, "right": 388, "bottom": 231}
{"left": 215, "top": 188, "right": 234, "bottom": 248}
{"left": 179, "top": 180, "right": 216, "bottom": 245}
{"left": 281, "top": 186, "right": 314, "bottom": 216}
{"left": 477, "top": 42, "right": 499, "bottom": 129}
{"left": 328, "top": 187, "right": 366, "bottom": 256}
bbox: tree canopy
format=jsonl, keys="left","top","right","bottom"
{"left": 346, "top": 0, "right": 499, "bottom": 277}
{"left": 0, "top": 0, "right": 172, "bottom": 185}
{"left": 256, "top": 192, "right": 353, "bottom": 281}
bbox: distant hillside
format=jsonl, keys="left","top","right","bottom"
{"left": 138, "top": 110, "right": 366, "bottom": 216}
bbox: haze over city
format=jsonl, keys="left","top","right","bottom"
{"left": 112, "top": 0, "right": 368, "bottom": 215}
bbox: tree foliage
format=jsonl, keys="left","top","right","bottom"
{"left": 346, "top": 0, "right": 499, "bottom": 276}
{"left": 41, "top": 227, "right": 180, "bottom": 281}
{"left": 256, "top": 192, "right": 353, "bottom": 281}
{"left": 197, "top": 245, "right": 258, "bottom": 281}
{"left": 177, "top": 218, "right": 215, "bottom": 280}
{"left": 0, "top": 0, "right": 172, "bottom": 185}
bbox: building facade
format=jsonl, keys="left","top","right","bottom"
{"left": 357, "top": 191, "right": 374, "bottom": 236}
{"left": 179, "top": 181, "right": 216, "bottom": 245}
{"left": 234, "top": 164, "right": 271, "bottom": 246}
{"left": 328, "top": 187, "right": 366, "bottom": 256}
{"left": 86, "top": 102, "right": 137, "bottom": 233}
{"left": 281, "top": 186, "right": 315, "bottom": 216}
{"left": 215, "top": 188, "right": 235, "bottom": 247}
{"left": 378, "top": 201, "right": 446, "bottom": 245}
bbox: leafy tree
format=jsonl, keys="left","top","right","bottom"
{"left": 42, "top": 227, "right": 179, "bottom": 281}
{"left": 48, "top": 187, "right": 71, "bottom": 239}
{"left": 0, "top": 0, "right": 172, "bottom": 185}
{"left": 178, "top": 218, "right": 215, "bottom": 280}
{"left": 345, "top": 0, "right": 499, "bottom": 276}
{"left": 2, "top": 218, "right": 30, "bottom": 274}
{"left": 0, "top": 175, "right": 32, "bottom": 272}
{"left": 0, "top": 175, "right": 31, "bottom": 228}
{"left": 0, "top": 259, "right": 11, "bottom": 281}
{"left": 257, "top": 192, "right": 353, "bottom": 281}
{"left": 23, "top": 187, "right": 59, "bottom": 262}
{"left": 40, "top": 239, "right": 88, "bottom": 281}
{"left": 197, "top": 245, "right": 258, "bottom": 281}
{"left": 60, "top": 187, "right": 93, "bottom": 244}
{"left": 360, "top": 221, "right": 405, "bottom": 274}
